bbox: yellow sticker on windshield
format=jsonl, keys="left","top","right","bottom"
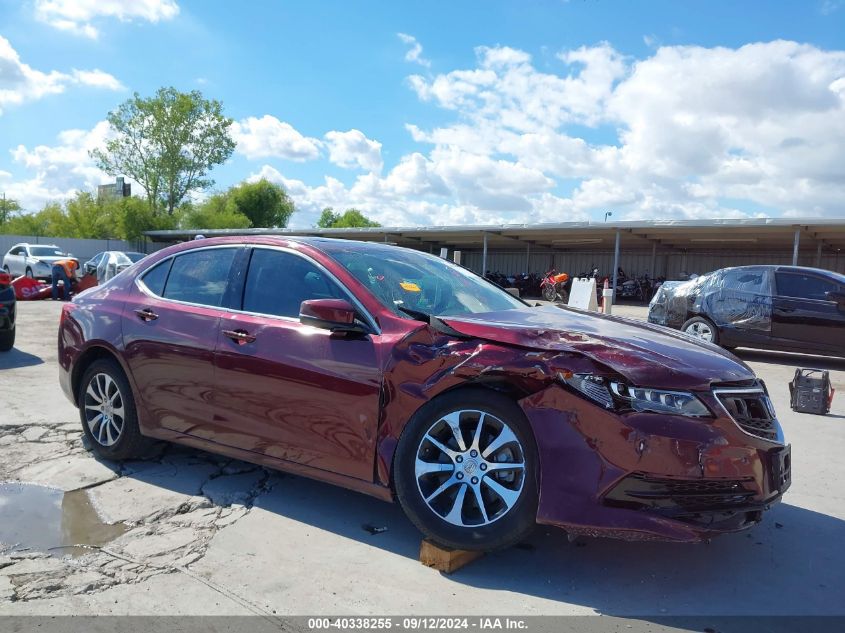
{"left": 400, "top": 281, "right": 421, "bottom": 292}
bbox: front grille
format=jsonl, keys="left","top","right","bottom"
{"left": 605, "top": 474, "right": 756, "bottom": 513}
{"left": 715, "top": 388, "right": 779, "bottom": 441}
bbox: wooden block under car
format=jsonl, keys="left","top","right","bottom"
{"left": 419, "top": 538, "right": 484, "bottom": 573}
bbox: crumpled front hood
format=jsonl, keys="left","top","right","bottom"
{"left": 440, "top": 305, "right": 755, "bottom": 391}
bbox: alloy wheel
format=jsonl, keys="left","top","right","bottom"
{"left": 415, "top": 410, "right": 526, "bottom": 527}
{"left": 685, "top": 320, "right": 714, "bottom": 342}
{"left": 83, "top": 372, "right": 125, "bottom": 446}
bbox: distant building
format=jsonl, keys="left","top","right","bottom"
{"left": 97, "top": 177, "right": 131, "bottom": 201}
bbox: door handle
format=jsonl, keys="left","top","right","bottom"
{"left": 222, "top": 329, "right": 256, "bottom": 345}
{"left": 134, "top": 308, "right": 159, "bottom": 322}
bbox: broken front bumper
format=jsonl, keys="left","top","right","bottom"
{"left": 520, "top": 384, "right": 790, "bottom": 542}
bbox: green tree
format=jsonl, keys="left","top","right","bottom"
{"left": 1, "top": 203, "right": 65, "bottom": 236}
{"left": 91, "top": 87, "right": 236, "bottom": 216}
{"left": 179, "top": 195, "right": 251, "bottom": 230}
{"left": 0, "top": 195, "right": 22, "bottom": 224}
{"left": 317, "top": 207, "right": 340, "bottom": 228}
{"left": 317, "top": 207, "right": 380, "bottom": 228}
{"left": 62, "top": 192, "right": 120, "bottom": 238}
{"left": 228, "top": 179, "right": 295, "bottom": 228}
{"left": 112, "top": 196, "right": 176, "bottom": 241}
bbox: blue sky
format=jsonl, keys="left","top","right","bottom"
{"left": 1, "top": 0, "right": 844, "bottom": 227}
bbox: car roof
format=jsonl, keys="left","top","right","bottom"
{"left": 712, "top": 264, "right": 845, "bottom": 283}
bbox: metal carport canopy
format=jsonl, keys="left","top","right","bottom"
{"left": 144, "top": 217, "right": 845, "bottom": 252}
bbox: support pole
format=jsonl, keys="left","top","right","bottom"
{"left": 816, "top": 243, "right": 822, "bottom": 268}
{"left": 482, "top": 232, "right": 488, "bottom": 276}
{"left": 611, "top": 230, "right": 620, "bottom": 301}
{"left": 526, "top": 241, "right": 531, "bottom": 272}
{"left": 650, "top": 241, "right": 657, "bottom": 277}
{"left": 792, "top": 228, "right": 800, "bottom": 266}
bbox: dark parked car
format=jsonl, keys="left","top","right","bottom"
{"left": 58, "top": 237, "right": 790, "bottom": 550}
{"left": 649, "top": 265, "right": 845, "bottom": 357}
{"left": 0, "top": 270, "right": 15, "bottom": 351}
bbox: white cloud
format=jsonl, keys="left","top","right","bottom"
{"left": 232, "top": 115, "right": 321, "bottom": 161}
{"left": 323, "top": 129, "right": 383, "bottom": 173}
{"left": 397, "top": 33, "right": 431, "bottom": 68}
{"left": 34, "top": 0, "right": 179, "bottom": 39}
{"left": 0, "top": 36, "right": 123, "bottom": 114}
{"left": 4, "top": 121, "right": 118, "bottom": 210}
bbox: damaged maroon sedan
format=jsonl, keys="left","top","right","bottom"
{"left": 58, "top": 237, "right": 790, "bottom": 550}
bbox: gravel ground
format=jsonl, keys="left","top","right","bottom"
{"left": 0, "top": 299, "right": 844, "bottom": 621}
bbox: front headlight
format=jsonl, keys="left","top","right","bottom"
{"left": 560, "top": 372, "right": 711, "bottom": 417}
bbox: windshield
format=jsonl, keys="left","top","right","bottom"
{"left": 29, "top": 246, "right": 63, "bottom": 257}
{"left": 325, "top": 242, "right": 525, "bottom": 317}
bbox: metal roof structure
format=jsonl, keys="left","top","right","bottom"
{"left": 145, "top": 217, "right": 845, "bottom": 254}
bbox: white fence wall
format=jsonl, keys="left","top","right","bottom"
{"left": 0, "top": 235, "right": 164, "bottom": 264}
{"left": 462, "top": 249, "right": 845, "bottom": 278}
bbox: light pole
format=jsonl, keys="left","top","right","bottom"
{"left": 604, "top": 211, "right": 613, "bottom": 223}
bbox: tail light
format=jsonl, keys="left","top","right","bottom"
{"left": 0, "top": 272, "right": 10, "bottom": 287}
{"left": 60, "top": 302, "right": 77, "bottom": 326}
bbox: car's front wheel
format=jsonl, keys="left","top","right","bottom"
{"left": 394, "top": 389, "right": 538, "bottom": 551}
{"left": 25, "top": 267, "right": 33, "bottom": 279}
{"left": 681, "top": 316, "right": 720, "bottom": 344}
{"left": 78, "top": 358, "right": 152, "bottom": 460}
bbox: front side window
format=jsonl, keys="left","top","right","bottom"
{"left": 161, "top": 248, "right": 237, "bottom": 307}
{"left": 241, "top": 248, "right": 344, "bottom": 318}
{"left": 776, "top": 272, "right": 838, "bottom": 301}
{"left": 324, "top": 243, "right": 525, "bottom": 317}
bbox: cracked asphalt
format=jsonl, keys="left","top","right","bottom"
{"left": 1, "top": 300, "right": 844, "bottom": 619}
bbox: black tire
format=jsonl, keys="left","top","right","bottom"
{"left": 2, "top": 265, "right": 9, "bottom": 275}
{"left": 0, "top": 328, "right": 14, "bottom": 351}
{"left": 78, "top": 358, "right": 152, "bottom": 460}
{"left": 681, "top": 316, "right": 720, "bottom": 345}
{"left": 25, "top": 267, "right": 33, "bottom": 279}
{"left": 541, "top": 285, "right": 556, "bottom": 302}
{"left": 394, "top": 388, "right": 539, "bottom": 551}
{"left": 558, "top": 288, "right": 569, "bottom": 304}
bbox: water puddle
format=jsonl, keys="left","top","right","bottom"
{"left": 0, "top": 482, "right": 128, "bottom": 557}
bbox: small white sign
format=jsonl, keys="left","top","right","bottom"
{"left": 568, "top": 278, "right": 598, "bottom": 311}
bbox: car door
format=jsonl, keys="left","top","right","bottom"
{"left": 121, "top": 246, "right": 242, "bottom": 435}
{"left": 706, "top": 268, "right": 773, "bottom": 345}
{"left": 772, "top": 270, "right": 845, "bottom": 353}
{"left": 5, "top": 246, "right": 23, "bottom": 276}
{"left": 209, "top": 246, "right": 382, "bottom": 481}
{"left": 86, "top": 253, "right": 104, "bottom": 276}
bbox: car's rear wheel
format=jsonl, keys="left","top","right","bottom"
{"left": 78, "top": 358, "right": 151, "bottom": 460}
{"left": 681, "top": 316, "right": 719, "bottom": 344}
{"left": 394, "top": 389, "right": 538, "bottom": 551}
{"left": 0, "top": 328, "right": 14, "bottom": 351}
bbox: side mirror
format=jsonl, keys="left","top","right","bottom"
{"left": 299, "top": 298, "right": 367, "bottom": 334}
{"left": 826, "top": 291, "right": 845, "bottom": 306}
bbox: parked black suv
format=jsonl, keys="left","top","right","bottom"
{"left": 648, "top": 265, "right": 845, "bottom": 357}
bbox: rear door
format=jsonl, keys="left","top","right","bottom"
{"left": 772, "top": 270, "right": 845, "bottom": 354}
{"left": 208, "top": 246, "right": 382, "bottom": 481}
{"left": 121, "top": 246, "right": 242, "bottom": 434}
{"left": 707, "top": 268, "right": 773, "bottom": 345}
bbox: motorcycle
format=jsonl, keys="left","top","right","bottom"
{"left": 541, "top": 269, "right": 570, "bottom": 303}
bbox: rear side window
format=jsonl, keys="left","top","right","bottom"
{"left": 241, "top": 248, "right": 344, "bottom": 318}
{"left": 140, "top": 259, "right": 172, "bottom": 296}
{"left": 776, "top": 272, "right": 838, "bottom": 301}
{"left": 162, "top": 248, "right": 237, "bottom": 307}
{"left": 721, "top": 269, "right": 767, "bottom": 294}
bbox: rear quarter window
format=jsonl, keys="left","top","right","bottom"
{"left": 139, "top": 259, "right": 172, "bottom": 296}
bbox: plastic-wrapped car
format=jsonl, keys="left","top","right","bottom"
{"left": 0, "top": 270, "right": 15, "bottom": 351}
{"left": 648, "top": 265, "right": 845, "bottom": 357}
